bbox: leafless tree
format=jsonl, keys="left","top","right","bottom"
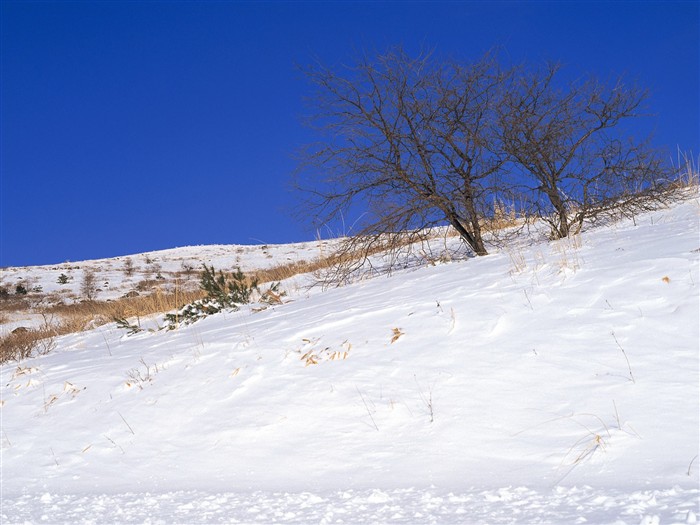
{"left": 497, "top": 63, "right": 674, "bottom": 239}
{"left": 81, "top": 268, "right": 99, "bottom": 301}
{"left": 299, "top": 50, "right": 679, "bottom": 284}
{"left": 299, "top": 47, "right": 513, "bottom": 267}
{"left": 122, "top": 257, "right": 135, "bottom": 277}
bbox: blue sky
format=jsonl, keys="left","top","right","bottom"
{"left": 2, "top": 1, "right": 698, "bottom": 267}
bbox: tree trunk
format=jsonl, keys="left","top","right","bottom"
{"left": 545, "top": 186, "right": 570, "bottom": 239}
{"left": 447, "top": 213, "right": 488, "bottom": 256}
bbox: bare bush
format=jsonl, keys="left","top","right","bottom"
{"left": 81, "top": 268, "right": 99, "bottom": 301}
{"left": 299, "top": 47, "right": 513, "bottom": 262}
{"left": 299, "top": 48, "right": 680, "bottom": 282}
{"left": 122, "top": 257, "right": 135, "bottom": 276}
{"left": 497, "top": 63, "right": 677, "bottom": 238}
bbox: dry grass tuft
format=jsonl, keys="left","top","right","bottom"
{"left": 482, "top": 199, "right": 520, "bottom": 231}
{"left": 0, "top": 326, "right": 57, "bottom": 363}
{"left": 390, "top": 327, "right": 404, "bottom": 344}
{"left": 674, "top": 150, "right": 699, "bottom": 189}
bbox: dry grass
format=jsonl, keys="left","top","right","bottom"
{"left": 483, "top": 199, "right": 520, "bottom": 231}
{"left": 0, "top": 206, "right": 536, "bottom": 364}
{"left": 674, "top": 150, "right": 699, "bottom": 189}
{"left": 1, "top": 244, "right": 383, "bottom": 364}
{"left": 0, "top": 295, "right": 32, "bottom": 314}
{"left": 44, "top": 287, "right": 206, "bottom": 329}
{"left": 0, "top": 286, "right": 206, "bottom": 363}
{"left": 5, "top": 178, "right": 694, "bottom": 364}
{"left": 251, "top": 250, "right": 367, "bottom": 284}
{"left": 0, "top": 323, "right": 57, "bottom": 363}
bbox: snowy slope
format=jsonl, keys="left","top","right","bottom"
{"left": 0, "top": 239, "right": 340, "bottom": 334}
{"left": 0, "top": 239, "right": 340, "bottom": 300}
{"left": 1, "top": 198, "right": 699, "bottom": 524}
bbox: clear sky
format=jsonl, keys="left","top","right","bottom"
{"left": 2, "top": 1, "right": 698, "bottom": 267}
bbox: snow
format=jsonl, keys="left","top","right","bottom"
{"left": 3, "top": 487, "right": 697, "bottom": 524}
{"left": 0, "top": 240, "right": 339, "bottom": 302}
{"left": 0, "top": 240, "right": 340, "bottom": 334}
{"left": 1, "top": 197, "right": 699, "bottom": 523}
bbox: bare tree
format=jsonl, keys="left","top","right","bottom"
{"left": 299, "top": 47, "right": 512, "bottom": 267}
{"left": 81, "top": 268, "right": 99, "bottom": 301}
{"left": 299, "top": 50, "right": 677, "bottom": 284}
{"left": 497, "top": 63, "right": 674, "bottom": 239}
{"left": 122, "top": 257, "right": 135, "bottom": 277}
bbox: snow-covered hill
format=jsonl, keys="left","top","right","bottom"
{"left": 1, "top": 198, "right": 699, "bottom": 524}
{"left": 1, "top": 239, "right": 339, "bottom": 302}
{"left": 0, "top": 239, "right": 341, "bottom": 334}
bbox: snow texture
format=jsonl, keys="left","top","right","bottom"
{"left": 1, "top": 197, "right": 699, "bottom": 524}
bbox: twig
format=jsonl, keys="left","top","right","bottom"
{"left": 3, "top": 430, "right": 11, "bottom": 447}
{"left": 611, "top": 331, "right": 635, "bottom": 383}
{"left": 100, "top": 331, "right": 112, "bottom": 357}
{"left": 688, "top": 455, "right": 698, "bottom": 476}
{"left": 425, "top": 389, "right": 434, "bottom": 423}
{"left": 612, "top": 399, "right": 621, "bottom": 429}
{"left": 50, "top": 447, "right": 59, "bottom": 466}
{"left": 414, "top": 375, "right": 434, "bottom": 423}
{"left": 105, "top": 435, "right": 125, "bottom": 454}
{"left": 356, "top": 387, "right": 378, "bottom": 431}
{"left": 118, "top": 411, "right": 135, "bottom": 435}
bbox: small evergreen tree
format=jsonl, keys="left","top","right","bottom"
{"left": 199, "top": 265, "right": 258, "bottom": 307}
{"left": 57, "top": 273, "right": 70, "bottom": 285}
{"left": 162, "top": 266, "right": 259, "bottom": 329}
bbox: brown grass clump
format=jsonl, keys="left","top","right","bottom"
{"left": 252, "top": 255, "right": 346, "bottom": 284}
{"left": 482, "top": 200, "right": 520, "bottom": 232}
{"left": 0, "top": 326, "right": 57, "bottom": 363}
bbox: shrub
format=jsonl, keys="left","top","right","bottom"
{"left": 57, "top": 273, "right": 70, "bottom": 285}
{"left": 148, "top": 262, "right": 163, "bottom": 279}
{"left": 180, "top": 262, "right": 195, "bottom": 277}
